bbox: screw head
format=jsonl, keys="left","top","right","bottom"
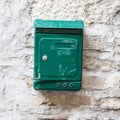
{"left": 42, "top": 55, "right": 48, "bottom": 61}
{"left": 69, "top": 83, "right": 73, "bottom": 88}
{"left": 56, "top": 83, "right": 61, "bottom": 88}
{"left": 63, "top": 83, "right": 67, "bottom": 88}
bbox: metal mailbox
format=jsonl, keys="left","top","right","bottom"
{"left": 34, "top": 19, "right": 84, "bottom": 90}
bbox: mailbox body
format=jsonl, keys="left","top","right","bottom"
{"left": 34, "top": 19, "right": 84, "bottom": 90}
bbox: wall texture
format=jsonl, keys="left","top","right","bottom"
{"left": 0, "top": 0, "right": 120, "bottom": 120}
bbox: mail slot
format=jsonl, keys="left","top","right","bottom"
{"left": 34, "top": 19, "right": 84, "bottom": 90}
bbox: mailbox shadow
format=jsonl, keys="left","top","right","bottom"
{"left": 37, "top": 90, "right": 91, "bottom": 109}
{"left": 82, "top": 32, "right": 106, "bottom": 89}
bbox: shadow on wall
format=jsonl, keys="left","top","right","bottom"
{"left": 33, "top": 90, "right": 92, "bottom": 109}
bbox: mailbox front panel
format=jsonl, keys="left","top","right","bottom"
{"left": 34, "top": 20, "right": 84, "bottom": 90}
{"left": 40, "top": 36, "right": 78, "bottom": 77}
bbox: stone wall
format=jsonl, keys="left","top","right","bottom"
{"left": 0, "top": 0, "right": 120, "bottom": 120}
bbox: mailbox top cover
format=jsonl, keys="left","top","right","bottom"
{"left": 34, "top": 19, "right": 84, "bottom": 29}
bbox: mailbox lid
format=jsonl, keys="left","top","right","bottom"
{"left": 34, "top": 33, "right": 83, "bottom": 81}
{"left": 34, "top": 19, "right": 84, "bottom": 29}
{"left": 40, "top": 36, "right": 78, "bottom": 77}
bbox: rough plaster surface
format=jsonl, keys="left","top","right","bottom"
{"left": 0, "top": 0, "right": 120, "bottom": 120}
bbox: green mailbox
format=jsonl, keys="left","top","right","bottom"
{"left": 34, "top": 19, "right": 84, "bottom": 90}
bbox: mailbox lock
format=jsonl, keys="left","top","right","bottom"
{"left": 42, "top": 55, "right": 48, "bottom": 61}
